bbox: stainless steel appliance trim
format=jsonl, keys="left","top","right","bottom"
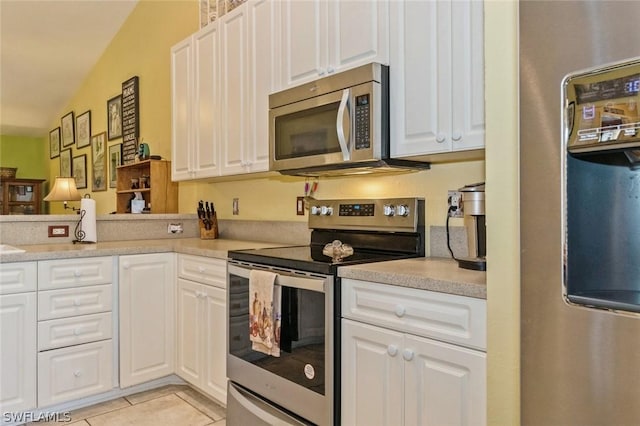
{"left": 269, "top": 63, "right": 384, "bottom": 109}
{"left": 520, "top": 2, "right": 640, "bottom": 424}
{"left": 227, "top": 262, "right": 334, "bottom": 426}
{"left": 227, "top": 383, "right": 310, "bottom": 426}
{"left": 269, "top": 81, "right": 380, "bottom": 172}
{"left": 227, "top": 263, "right": 326, "bottom": 293}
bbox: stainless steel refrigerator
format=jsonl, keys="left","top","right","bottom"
{"left": 520, "top": 1, "right": 640, "bottom": 425}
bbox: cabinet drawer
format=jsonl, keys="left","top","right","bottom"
{"left": 0, "top": 261, "right": 36, "bottom": 295}
{"left": 38, "top": 284, "right": 112, "bottom": 321}
{"left": 38, "top": 339, "right": 113, "bottom": 407}
{"left": 177, "top": 254, "right": 226, "bottom": 288}
{"left": 342, "top": 279, "right": 486, "bottom": 351}
{"left": 38, "top": 257, "right": 113, "bottom": 290}
{"left": 38, "top": 312, "right": 113, "bottom": 351}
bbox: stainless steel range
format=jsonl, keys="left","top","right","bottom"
{"left": 226, "top": 197, "right": 425, "bottom": 425}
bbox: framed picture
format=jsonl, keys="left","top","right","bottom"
{"left": 72, "top": 154, "right": 87, "bottom": 189}
{"left": 61, "top": 111, "right": 75, "bottom": 147}
{"left": 60, "top": 149, "right": 72, "bottom": 177}
{"left": 108, "top": 143, "right": 122, "bottom": 188}
{"left": 76, "top": 110, "right": 92, "bottom": 148}
{"left": 49, "top": 127, "right": 61, "bottom": 159}
{"left": 107, "top": 94, "right": 122, "bottom": 140}
{"left": 91, "top": 132, "right": 107, "bottom": 191}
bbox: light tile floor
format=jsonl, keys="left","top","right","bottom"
{"left": 30, "top": 385, "right": 226, "bottom": 426}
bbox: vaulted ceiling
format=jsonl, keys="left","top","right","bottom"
{"left": 0, "top": 0, "right": 138, "bottom": 137}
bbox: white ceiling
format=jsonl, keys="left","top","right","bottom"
{"left": 0, "top": 0, "right": 138, "bottom": 138}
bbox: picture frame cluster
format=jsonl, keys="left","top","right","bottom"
{"left": 47, "top": 76, "right": 138, "bottom": 194}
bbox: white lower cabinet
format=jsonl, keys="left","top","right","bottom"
{"left": 37, "top": 340, "right": 113, "bottom": 407}
{"left": 36, "top": 256, "right": 115, "bottom": 408}
{"left": 341, "top": 279, "right": 486, "bottom": 426}
{"left": 119, "top": 253, "right": 175, "bottom": 388}
{"left": 176, "top": 254, "right": 227, "bottom": 404}
{"left": 0, "top": 290, "right": 37, "bottom": 413}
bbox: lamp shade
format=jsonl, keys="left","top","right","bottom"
{"left": 44, "top": 177, "right": 82, "bottom": 202}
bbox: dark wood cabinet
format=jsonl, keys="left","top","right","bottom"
{"left": 0, "top": 178, "right": 46, "bottom": 214}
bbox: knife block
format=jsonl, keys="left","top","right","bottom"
{"left": 200, "top": 213, "right": 219, "bottom": 240}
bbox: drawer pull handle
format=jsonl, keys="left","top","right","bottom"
{"left": 74, "top": 299, "right": 81, "bottom": 306}
{"left": 198, "top": 266, "right": 206, "bottom": 273}
{"left": 387, "top": 345, "right": 398, "bottom": 357}
{"left": 395, "top": 305, "right": 406, "bottom": 317}
{"left": 123, "top": 263, "right": 130, "bottom": 270}
{"left": 74, "top": 328, "right": 81, "bottom": 336}
{"left": 73, "top": 270, "right": 82, "bottom": 277}
{"left": 402, "top": 349, "right": 414, "bottom": 362}
{"left": 73, "top": 370, "right": 82, "bottom": 377}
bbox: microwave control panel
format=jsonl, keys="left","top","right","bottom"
{"left": 354, "top": 94, "right": 371, "bottom": 150}
{"left": 564, "top": 58, "right": 640, "bottom": 154}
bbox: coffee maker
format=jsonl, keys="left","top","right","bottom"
{"left": 458, "top": 182, "right": 486, "bottom": 271}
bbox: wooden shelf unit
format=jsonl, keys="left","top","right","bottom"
{"left": 0, "top": 178, "right": 46, "bottom": 215}
{"left": 116, "top": 160, "right": 178, "bottom": 214}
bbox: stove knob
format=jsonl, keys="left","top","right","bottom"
{"left": 396, "top": 204, "right": 410, "bottom": 217}
{"left": 320, "top": 206, "right": 333, "bottom": 216}
{"left": 310, "top": 206, "right": 322, "bottom": 216}
{"left": 383, "top": 204, "right": 395, "bottom": 216}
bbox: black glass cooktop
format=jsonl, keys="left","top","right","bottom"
{"left": 228, "top": 245, "right": 415, "bottom": 275}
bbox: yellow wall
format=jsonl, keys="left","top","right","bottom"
{"left": 484, "top": 1, "right": 520, "bottom": 424}
{"left": 186, "top": 162, "right": 484, "bottom": 226}
{"left": 47, "top": 0, "right": 198, "bottom": 214}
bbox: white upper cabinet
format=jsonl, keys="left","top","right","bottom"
{"left": 390, "top": 0, "right": 484, "bottom": 159}
{"left": 245, "top": 0, "right": 274, "bottom": 172}
{"left": 171, "top": 24, "right": 220, "bottom": 181}
{"left": 171, "top": 0, "right": 271, "bottom": 180}
{"left": 276, "top": 0, "right": 389, "bottom": 90}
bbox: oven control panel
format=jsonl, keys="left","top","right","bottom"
{"left": 308, "top": 198, "right": 424, "bottom": 232}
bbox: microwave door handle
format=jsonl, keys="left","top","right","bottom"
{"left": 336, "top": 88, "right": 351, "bottom": 161}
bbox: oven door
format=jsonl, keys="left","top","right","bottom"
{"left": 227, "top": 262, "right": 333, "bottom": 426}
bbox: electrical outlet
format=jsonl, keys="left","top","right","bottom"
{"left": 447, "top": 190, "right": 464, "bottom": 218}
{"left": 167, "top": 223, "right": 183, "bottom": 234}
{"left": 296, "top": 197, "right": 305, "bottom": 215}
{"left": 232, "top": 198, "right": 239, "bottom": 215}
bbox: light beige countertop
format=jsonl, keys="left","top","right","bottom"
{"left": 338, "top": 257, "right": 487, "bottom": 299}
{"left": 0, "top": 238, "right": 285, "bottom": 263}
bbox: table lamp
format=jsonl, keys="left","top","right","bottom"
{"left": 43, "top": 177, "right": 82, "bottom": 211}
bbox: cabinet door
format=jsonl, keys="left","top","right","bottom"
{"left": 0, "top": 292, "right": 36, "bottom": 413}
{"left": 390, "top": 0, "right": 450, "bottom": 157}
{"left": 245, "top": 0, "right": 275, "bottom": 173}
{"left": 119, "top": 253, "right": 175, "bottom": 388}
{"left": 327, "top": 0, "right": 389, "bottom": 73}
{"left": 38, "top": 340, "right": 113, "bottom": 407}
{"left": 450, "top": 0, "right": 484, "bottom": 152}
{"left": 177, "top": 279, "right": 204, "bottom": 387}
{"left": 171, "top": 36, "right": 193, "bottom": 181}
{"left": 219, "top": 6, "right": 250, "bottom": 176}
{"left": 341, "top": 319, "right": 403, "bottom": 426}
{"left": 278, "top": 0, "right": 328, "bottom": 89}
{"left": 404, "top": 334, "right": 486, "bottom": 426}
{"left": 193, "top": 24, "right": 221, "bottom": 178}
{"left": 202, "top": 284, "right": 227, "bottom": 404}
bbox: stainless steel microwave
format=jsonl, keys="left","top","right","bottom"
{"left": 269, "top": 63, "right": 429, "bottom": 176}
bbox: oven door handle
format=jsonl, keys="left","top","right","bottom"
{"left": 228, "top": 263, "right": 326, "bottom": 293}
